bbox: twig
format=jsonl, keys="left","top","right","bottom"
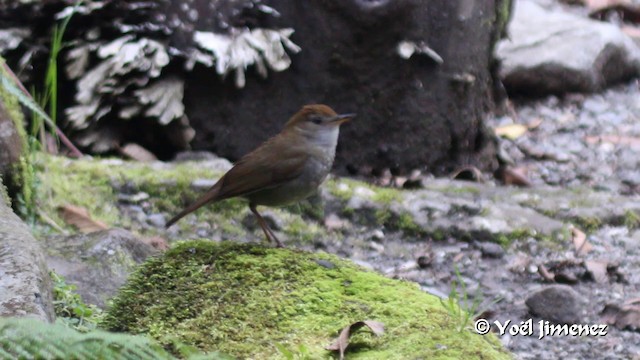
{"left": 37, "top": 209, "right": 68, "bottom": 234}
{"left": 2, "top": 62, "right": 83, "bottom": 158}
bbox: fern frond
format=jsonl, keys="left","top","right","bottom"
{"left": 0, "top": 317, "right": 174, "bottom": 360}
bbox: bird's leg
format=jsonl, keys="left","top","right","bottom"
{"left": 250, "top": 204, "right": 284, "bottom": 248}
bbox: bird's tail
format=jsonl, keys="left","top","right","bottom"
{"left": 165, "top": 180, "right": 223, "bottom": 228}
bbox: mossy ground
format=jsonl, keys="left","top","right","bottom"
{"left": 37, "top": 155, "right": 330, "bottom": 243}
{"left": 103, "top": 241, "right": 509, "bottom": 359}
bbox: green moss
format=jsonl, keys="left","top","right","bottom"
{"left": 570, "top": 217, "right": 602, "bottom": 233}
{"left": 0, "top": 175, "right": 8, "bottom": 207}
{"left": 284, "top": 195, "right": 325, "bottom": 221}
{"left": 0, "top": 59, "right": 34, "bottom": 215}
{"left": 371, "top": 188, "right": 403, "bottom": 205}
{"left": 427, "top": 183, "right": 481, "bottom": 195}
{"left": 284, "top": 216, "right": 326, "bottom": 244}
{"left": 325, "top": 178, "right": 355, "bottom": 201}
{"left": 376, "top": 210, "right": 424, "bottom": 236}
{"left": 493, "top": 229, "right": 531, "bottom": 247}
{"left": 326, "top": 179, "right": 403, "bottom": 205}
{"left": 623, "top": 210, "right": 640, "bottom": 229}
{"left": 102, "top": 241, "right": 509, "bottom": 359}
{"left": 37, "top": 156, "right": 240, "bottom": 232}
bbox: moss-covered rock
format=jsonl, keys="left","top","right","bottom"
{"left": 103, "top": 241, "right": 509, "bottom": 359}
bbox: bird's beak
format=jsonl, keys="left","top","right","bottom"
{"left": 330, "top": 113, "right": 356, "bottom": 125}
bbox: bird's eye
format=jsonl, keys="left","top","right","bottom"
{"left": 309, "top": 115, "right": 323, "bottom": 124}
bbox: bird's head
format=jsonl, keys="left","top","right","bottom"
{"left": 285, "top": 104, "right": 355, "bottom": 132}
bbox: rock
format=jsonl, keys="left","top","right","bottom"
{"left": 0, "top": 187, "right": 55, "bottom": 322}
{"left": 242, "top": 211, "right": 283, "bottom": 232}
{"left": 146, "top": 213, "right": 166, "bottom": 228}
{"left": 102, "top": 241, "right": 510, "bottom": 359}
{"left": 475, "top": 241, "right": 505, "bottom": 258}
{"left": 525, "top": 285, "right": 584, "bottom": 324}
{"left": 497, "top": 0, "right": 640, "bottom": 94}
{"left": 44, "top": 228, "right": 158, "bottom": 308}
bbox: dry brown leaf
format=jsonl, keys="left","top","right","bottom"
{"left": 452, "top": 252, "right": 465, "bottom": 263}
{"left": 499, "top": 166, "right": 531, "bottom": 187}
{"left": 451, "top": 166, "right": 484, "bottom": 182}
{"left": 585, "top": 260, "right": 609, "bottom": 283}
{"left": 57, "top": 205, "right": 108, "bottom": 233}
{"left": 572, "top": 228, "right": 592, "bottom": 256}
{"left": 622, "top": 25, "right": 640, "bottom": 39}
{"left": 538, "top": 264, "right": 555, "bottom": 282}
{"left": 495, "top": 124, "right": 528, "bottom": 140}
{"left": 527, "top": 118, "right": 544, "bottom": 130}
{"left": 326, "top": 320, "right": 385, "bottom": 360}
{"left": 601, "top": 302, "right": 640, "bottom": 330}
{"left": 119, "top": 143, "right": 158, "bottom": 162}
{"left": 584, "top": 135, "right": 640, "bottom": 150}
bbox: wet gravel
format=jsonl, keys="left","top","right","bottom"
{"left": 496, "top": 80, "right": 640, "bottom": 195}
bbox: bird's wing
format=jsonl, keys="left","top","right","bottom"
{"left": 215, "top": 134, "right": 309, "bottom": 200}
{"left": 166, "top": 133, "right": 307, "bottom": 228}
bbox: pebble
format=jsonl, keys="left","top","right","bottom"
{"left": 525, "top": 285, "right": 584, "bottom": 324}
{"left": 146, "top": 213, "right": 166, "bottom": 228}
{"left": 475, "top": 241, "right": 505, "bottom": 258}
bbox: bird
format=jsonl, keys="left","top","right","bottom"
{"left": 166, "top": 104, "right": 355, "bottom": 247}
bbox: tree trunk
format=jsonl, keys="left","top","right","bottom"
{"left": 0, "top": 0, "right": 510, "bottom": 176}
{"left": 187, "top": 0, "right": 507, "bottom": 175}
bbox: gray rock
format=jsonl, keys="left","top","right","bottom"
{"left": 242, "top": 211, "right": 283, "bottom": 232}
{"left": 146, "top": 213, "right": 166, "bottom": 228}
{"left": 0, "top": 190, "right": 55, "bottom": 322}
{"left": 44, "top": 228, "right": 158, "bottom": 308}
{"left": 497, "top": 0, "right": 640, "bottom": 94}
{"left": 475, "top": 241, "right": 505, "bottom": 258}
{"left": 326, "top": 177, "right": 640, "bottom": 243}
{"left": 525, "top": 285, "right": 584, "bottom": 324}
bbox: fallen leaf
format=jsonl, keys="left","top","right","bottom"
{"left": 57, "top": 205, "right": 108, "bottom": 233}
{"left": 452, "top": 252, "right": 465, "bottom": 263}
{"left": 497, "top": 166, "right": 531, "bottom": 187}
{"left": 526, "top": 118, "right": 544, "bottom": 130}
{"left": 622, "top": 25, "right": 640, "bottom": 39}
{"left": 585, "top": 260, "right": 609, "bottom": 283}
{"left": 538, "top": 264, "right": 555, "bottom": 282}
{"left": 495, "top": 124, "right": 528, "bottom": 140}
{"left": 543, "top": 259, "right": 585, "bottom": 284}
{"left": 601, "top": 301, "right": 640, "bottom": 330}
{"left": 326, "top": 321, "right": 384, "bottom": 360}
{"left": 572, "top": 228, "right": 592, "bottom": 256}
{"left": 451, "top": 166, "right": 484, "bottom": 182}
{"left": 118, "top": 143, "right": 158, "bottom": 162}
{"left": 584, "top": 135, "right": 640, "bottom": 150}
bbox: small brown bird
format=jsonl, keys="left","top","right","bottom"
{"left": 166, "top": 104, "right": 355, "bottom": 247}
